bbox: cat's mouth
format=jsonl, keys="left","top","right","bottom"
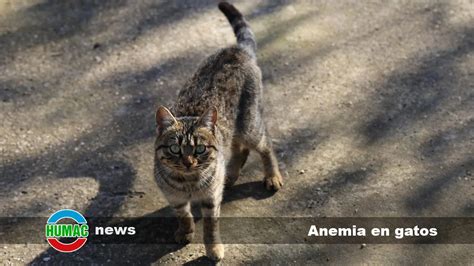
{"left": 177, "top": 166, "right": 199, "bottom": 174}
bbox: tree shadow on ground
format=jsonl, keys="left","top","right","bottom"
{"left": 419, "top": 118, "right": 473, "bottom": 162}
{"left": 405, "top": 159, "right": 474, "bottom": 213}
{"left": 358, "top": 25, "right": 473, "bottom": 215}
{"left": 361, "top": 27, "right": 474, "bottom": 144}
{"left": 0, "top": 0, "right": 126, "bottom": 59}
{"left": 0, "top": 54, "right": 203, "bottom": 216}
{"left": 0, "top": 0, "right": 216, "bottom": 62}
{"left": 0, "top": 0, "right": 216, "bottom": 109}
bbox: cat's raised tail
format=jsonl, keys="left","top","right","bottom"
{"left": 218, "top": 1, "right": 257, "bottom": 59}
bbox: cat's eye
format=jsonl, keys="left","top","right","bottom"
{"left": 195, "top": 144, "right": 206, "bottom": 154}
{"left": 169, "top": 144, "right": 181, "bottom": 154}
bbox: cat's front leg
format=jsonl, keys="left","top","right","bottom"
{"left": 171, "top": 201, "right": 195, "bottom": 244}
{"left": 201, "top": 198, "right": 224, "bottom": 261}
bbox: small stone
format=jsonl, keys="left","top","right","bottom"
{"left": 299, "top": 169, "right": 305, "bottom": 174}
{"left": 360, "top": 243, "right": 366, "bottom": 249}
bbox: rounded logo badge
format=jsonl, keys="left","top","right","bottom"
{"left": 45, "top": 209, "right": 89, "bottom": 253}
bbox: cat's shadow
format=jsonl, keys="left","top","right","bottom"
{"left": 29, "top": 180, "right": 273, "bottom": 265}
{"left": 223, "top": 180, "right": 278, "bottom": 203}
{"left": 183, "top": 256, "right": 217, "bottom": 266}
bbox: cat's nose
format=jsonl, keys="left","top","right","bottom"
{"left": 182, "top": 156, "right": 194, "bottom": 168}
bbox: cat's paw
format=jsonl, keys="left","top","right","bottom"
{"left": 206, "top": 243, "right": 224, "bottom": 261}
{"left": 264, "top": 174, "right": 283, "bottom": 191}
{"left": 174, "top": 230, "right": 194, "bottom": 244}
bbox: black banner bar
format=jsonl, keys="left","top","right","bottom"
{"left": 1, "top": 217, "right": 472, "bottom": 244}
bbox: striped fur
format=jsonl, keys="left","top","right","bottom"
{"left": 218, "top": 1, "right": 257, "bottom": 59}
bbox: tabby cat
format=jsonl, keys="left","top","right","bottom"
{"left": 154, "top": 2, "right": 283, "bottom": 261}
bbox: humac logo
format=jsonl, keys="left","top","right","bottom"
{"left": 45, "top": 209, "right": 89, "bottom": 253}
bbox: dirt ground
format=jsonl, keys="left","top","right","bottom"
{"left": 0, "top": 0, "right": 473, "bottom": 265}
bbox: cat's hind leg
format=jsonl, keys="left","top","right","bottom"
{"left": 171, "top": 201, "right": 195, "bottom": 244}
{"left": 255, "top": 133, "right": 283, "bottom": 191}
{"left": 225, "top": 139, "right": 250, "bottom": 188}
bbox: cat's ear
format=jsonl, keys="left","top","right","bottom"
{"left": 155, "top": 106, "right": 177, "bottom": 135}
{"left": 198, "top": 106, "right": 218, "bottom": 129}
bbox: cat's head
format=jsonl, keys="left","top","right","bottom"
{"left": 154, "top": 106, "right": 218, "bottom": 174}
